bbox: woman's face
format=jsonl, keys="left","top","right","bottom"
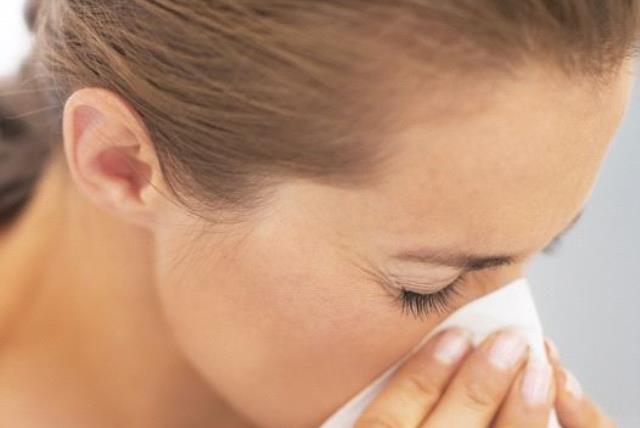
{"left": 151, "top": 63, "right": 635, "bottom": 428}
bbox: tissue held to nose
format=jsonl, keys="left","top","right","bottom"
{"left": 319, "top": 278, "right": 561, "bottom": 428}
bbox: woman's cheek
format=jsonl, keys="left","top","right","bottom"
{"left": 153, "top": 230, "right": 441, "bottom": 427}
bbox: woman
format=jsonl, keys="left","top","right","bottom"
{"left": 0, "top": 1, "right": 633, "bottom": 427}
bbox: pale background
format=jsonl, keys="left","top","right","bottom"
{"left": 1, "top": 0, "right": 638, "bottom": 426}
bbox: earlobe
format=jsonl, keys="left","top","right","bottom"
{"left": 62, "top": 88, "right": 163, "bottom": 228}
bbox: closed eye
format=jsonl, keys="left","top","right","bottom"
{"left": 392, "top": 275, "right": 467, "bottom": 320}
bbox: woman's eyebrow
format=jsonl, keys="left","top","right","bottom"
{"left": 392, "top": 209, "right": 585, "bottom": 271}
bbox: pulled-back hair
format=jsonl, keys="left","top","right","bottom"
{"left": 2, "top": 0, "right": 639, "bottom": 224}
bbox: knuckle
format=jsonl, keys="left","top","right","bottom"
{"left": 461, "top": 378, "right": 501, "bottom": 410}
{"left": 399, "top": 371, "right": 442, "bottom": 400}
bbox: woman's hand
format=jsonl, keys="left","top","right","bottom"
{"left": 355, "top": 327, "right": 553, "bottom": 427}
{"left": 355, "top": 328, "right": 617, "bottom": 427}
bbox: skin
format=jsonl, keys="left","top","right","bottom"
{"left": 356, "top": 327, "right": 618, "bottom": 427}
{"left": 0, "top": 59, "right": 634, "bottom": 427}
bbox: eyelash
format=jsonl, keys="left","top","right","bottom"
{"left": 392, "top": 275, "right": 467, "bottom": 321}
{"left": 542, "top": 235, "right": 564, "bottom": 255}
{"left": 351, "top": 257, "right": 474, "bottom": 321}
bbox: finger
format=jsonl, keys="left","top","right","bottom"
{"left": 544, "top": 337, "right": 560, "bottom": 365}
{"left": 553, "top": 365, "right": 618, "bottom": 428}
{"left": 422, "top": 328, "right": 529, "bottom": 428}
{"left": 545, "top": 338, "right": 618, "bottom": 428}
{"left": 492, "top": 358, "right": 555, "bottom": 428}
{"left": 355, "top": 327, "right": 472, "bottom": 428}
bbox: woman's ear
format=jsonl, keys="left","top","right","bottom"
{"left": 62, "top": 87, "right": 167, "bottom": 229}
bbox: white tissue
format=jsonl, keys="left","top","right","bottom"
{"left": 319, "top": 277, "right": 561, "bottom": 428}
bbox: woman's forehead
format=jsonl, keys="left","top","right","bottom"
{"left": 278, "top": 65, "right": 634, "bottom": 258}
{"left": 376, "top": 70, "right": 628, "bottom": 239}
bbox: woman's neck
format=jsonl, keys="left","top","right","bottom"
{"left": 0, "top": 157, "right": 254, "bottom": 427}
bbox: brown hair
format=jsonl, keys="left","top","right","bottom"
{"left": 2, "top": 0, "right": 639, "bottom": 224}
{"left": 0, "top": 54, "right": 55, "bottom": 224}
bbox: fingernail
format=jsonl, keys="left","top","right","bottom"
{"left": 487, "top": 330, "right": 528, "bottom": 369}
{"left": 521, "top": 359, "right": 552, "bottom": 406}
{"left": 563, "top": 368, "right": 583, "bottom": 400}
{"left": 433, "top": 329, "right": 471, "bottom": 365}
{"left": 544, "top": 337, "right": 560, "bottom": 362}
